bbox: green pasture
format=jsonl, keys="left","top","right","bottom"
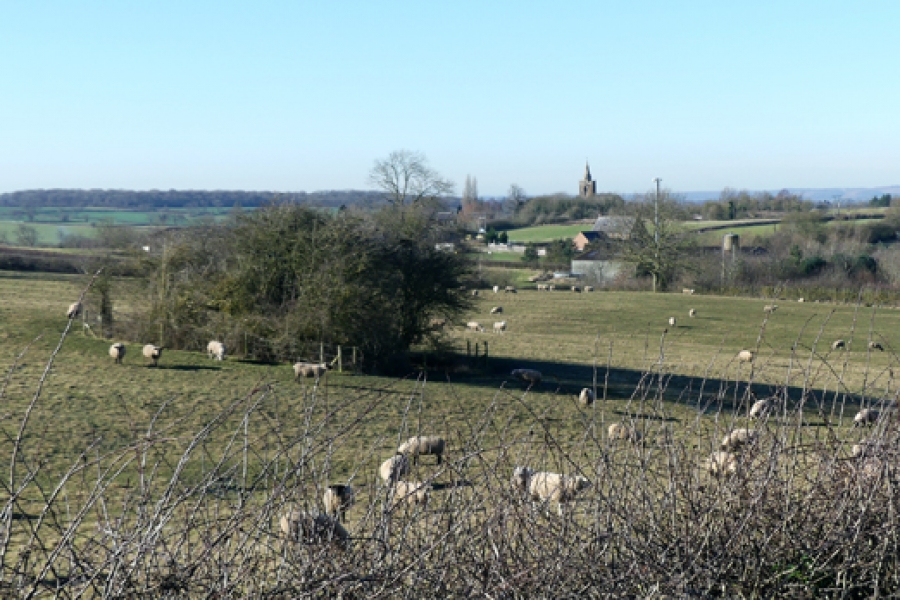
{"left": 505, "top": 224, "right": 589, "bottom": 242}
{"left": 0, "top": 220, "right": 99, "bottom": 245}
{"left": 0, "top": 206, "right": 232, "bottom": 228}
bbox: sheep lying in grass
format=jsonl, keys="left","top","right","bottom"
{"left": 869, "top": 341, "right": 884, "bottom": 352}
{"left": 398, "top": 436, "right": 445, "bottom": 465}
{"left": 294, "top": 362, "right": 328, "bottom": 379}
{"left": 854, "top": 408, "right": 882, "bottom": 427}
{"left": 279, "top": 510, "right": 349, "bottom": 549}
{"left": 511, "top": 368, "right": 542, "bottom": 384}
{"left": 608, "top": 423, "right": 642, "bottom": 444}
{"left": 391, "top": 480, "right": 431, "bottom": 508}
{"left": 578, "top": 388, "right": 594, "bottom": 406}
{"left": 490, "top": 306, "right": 503, "bottom": 314}
{"left": 467, "top": 321, "right": 485, "bottom": 333}
{"left": 207, "top": 340, "right": 226, "bottom": 361}
{"left": 109, "top": 343, "right": 126, "bottom": 364}
{"left": 737, "top": 350, "right": 755, "bottom": 364}
{"left": 749, "top": 399, "right": 772, "bottom": 420}
{"left": 493, "top": 321, "right": 507, "bottom": 334}
{"left": 515, "top": 469, "right": 592, "bottom": 516}
{"left": 703, "top": 451, "right": 737, "bottom": 477}
{"left": 721, "top": 428, "right": 758, "bottom": 452}
{"left": 831, "top": 339, "right": 846, "bottom": 350}
{"left": 379, "top": 454, "right": 410, "bottom": 483}
{"left": 142, "top": 344, "right": 163, "bottom": 367}
{"left": 67, "top": 302, "right": 82, "bottom": 319}
{"left": 323, "top": 484, "right": 355, "bottom": 523}
{"left": 763, "top": 304, "right": 778, "bottom": 314}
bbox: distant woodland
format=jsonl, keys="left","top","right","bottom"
{"left": 0, "top": 189, "right": 389, "bottom": 209}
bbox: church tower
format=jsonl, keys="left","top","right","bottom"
{"left": 579, "top": 162, "right": 596, "bottom": 198}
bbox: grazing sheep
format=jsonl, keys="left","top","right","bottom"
{"left": 763, "top": 304, "right": 778, "bottom": 314}
{"left": 608, "top": 423, "right": 642, "bottom": 443}
{"left": 737, "top": 350, "right": 755, "bottom": 364}
{"left": 391, "top": 480, "right": 432, "bottom": 508}
{"left": 490, "top": 306, "right": 503, "bottom": 314}
{"left": 749, "top": 399, "right": 772, "bottom": 420}
{"left": 511, "top": 466, "right": 534, "bottom": 493}
{"left": 578, "top": 387, "right": 594, "bottom": 407}
{"left": 323, "top": 484, "right": 355, "bottom": 523}
{"left": 853, "top": 408, "right": 881, "bottom": 427}
{"left": 526, "top": 471, "right": 592, "bottom": 516}
{"left": 398, "top": 436, "right": 446, "bottom": 465}
{"left": 429, "top": 317, "right": 447, "bottom": 330}
{"left": 493, "top": 285, "right": 500, "bottom": 293}
{"left": 466, "top": 321, "right": 486, "bottom": 333}
{"left": 571, "top": 286, "right": 581, "bottom": 292}
{"left": 379, "top": 454, "right": 410, "bottom": 483}
{"left": 504, "top": 286, "right": 517, "bottom": 294}
{"left": 703, "top": 451, "right": 737, "bottom": 477}
{"left": 493, "top": 321, "right": 507, "bottom": 334}
{"left": 584, "top": 286, "right": 594, "bottom": 292}
{"left": 668, "top": 317, "right": 677, "bottom": 327}
{"left": 279, "top": 510, "right": 349, "bottom": 549}
{"left": 471, "top": 290, "right": 479, "bottom": 297}
{"left": 511, "top": 368, "right": 542, "bottom": 384}
{"left": 537, "top": 284, "right": 547, "bottom": 291}
{"left": 67, "top": 302, "right": 82, "bottom": 319}
{"left": 548, "top": 285, "right": 555, "bottom": 291}
{"left": 721, "top": 428, "right": 758, "bottom": 452}
{"left": 142, "top": 344, "right": 163, "bottom": 367}
{"left": 797, "top": 298, "right": 805, "bottom": 303}
{"left": 688, "top": 308, "right": 696, "bottom": 318}
{"left": 869, "top": 341, "right": 885, "bottom": 352}
{"left": 293, "top": 362, "right": 328, "bottom": 379}
{"left": 831, "top": 339, "right": 846, "bottom": 350}
{"left": 683, "top": 288, "right": 695, "bottom": 295}
{"left": 207, "top": 340, "right": 226, "bottom": 361}
{"left": 108, "top": 343, "right": 126, "bottom": 364}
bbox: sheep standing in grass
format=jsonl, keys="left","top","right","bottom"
{"left": 109, "top": 343, "right": 126, "bottom": 364}
{"left": 398, "top": 436, "right": 445, "bottom": 465}
{"left": 749, "top": 399, "right": 772, "bottom": 420}
{"left": 798, "top": 298, "right": 805, "bottom": 303}
{"left": 493, "top": 285, "right": 500, "bottom": 293}
{"left": 471, "top": 290, "right": 479, "bottom": 297}
{"left": 279, "top": 510, "right": 349, "bottom": 549}
{"left": 578, "top": 388, "right": 594, "bottom": 406}
{"left": 323, "top": 484, "right": 355, "bottom": 523}
{"left": 584, "top": 286, "right": 594, "bottom": 292}
{"left": 466, "top": 321, "right": 485, "bottom": 333}
{"left": 683, "top": 288, "right": 695, "bottom": 295}
{"left": 548, "top": 285, "right": 555, "bottom": 291}
{"left": 524, "top": 471, "right": 592, "bottom": 516}
{"left": 668, "top": 317, "right": 677, "bottom": 327}
{"left": 493, "top": 321, "right": 507, "bottom": 334}
{"left": 490, "top": 306, "right": 503, "bottom": 314}
{"left": 608, "top": 423, "right": 642, "bottom": 443}
{"left": 721, "top": 428, "right": 758, "bottom": 452}
{"left": 689, "top": 309, "right": 696, "bottom": 318}
{"left": 571, "top": 286, "right": 581, "bottom": 292}
{"left": 854, "top": 408, "right": 881, "bottom": 427}
{"left": 391, "top": 480, "right": 432, "bottom": 508}
{"left": 505, "top": 286, "right": 517, "bottom": 293}
{"left": 763, "top": 304, "right": 778, "bottom": 314}
{"left": 511, "top": 466, "right": 534, "bottom": 493}
{"left": 207, "top": 340, "right": 226, "bottom": 361}
{"left": 703, "top": 451, "right": 737, "bottom": 477}
{"left": 831, "top": 339, "right": 846, "bottom": 350}
{"left": 511, "top": 368, "right": 542, "bottom": 384}
{"left": 869, "top": 341, "right": 884, "bottom": 352}
{"left": 142, "top": 344, "right": 163, "bottom": 367}
{"left": 379, "top": 454, "right": 410, "bottom": 483}
{"left": 294, "top": 362, "right": 328, "bottom": 379}
{"left": 737, "top": 350, "right": 755, "bottom": 364}
{"left": 67, "top": 302, "right": 82, "bottom": 319}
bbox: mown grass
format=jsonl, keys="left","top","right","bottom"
{"left": 505, "top": 224, "right": 589, "bottom": 242}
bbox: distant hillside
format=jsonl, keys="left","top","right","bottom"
{"left": 0, "top": 189, "right": 388, "bottom": 209}
{"left": 682, "top": 186, "right": 900, "bottom": 203}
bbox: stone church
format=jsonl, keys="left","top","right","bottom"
{"left": 578, "top": 162, "right": 596, "bottom": 198}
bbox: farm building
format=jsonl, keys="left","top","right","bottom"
{"left": 591, "top": 216, "right": 634, "bottom": 240}
{"left": 571, "top": 248, "right": 624, "bottom": 283}
{"left": 573, "top": 230, "right": 604, "bottom": 252}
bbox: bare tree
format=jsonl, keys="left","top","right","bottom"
{"left": 368, "top": 150, "right": 454, "bottom": 207}
{"left": 461, "top": 175, "right": 478, "bottom": 207}
{"left": 506, "top": 184, "right": 526, "bottom": 212}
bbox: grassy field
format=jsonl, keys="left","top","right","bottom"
{"left": 0, "top": 206, "right": 232, "bottom": 226}
{"left": 505, "top": 223, "right": 589, "bottom": 242}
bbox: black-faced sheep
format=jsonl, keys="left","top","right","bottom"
{"left": 688, "top": 309, "right": 696, "bottom": 318}
{"left": 67, "top": 302, "right": 82, "bottom": 319}
{"left": 398, "top": 436, "right": 445, "bottom": 465}
{"left": 323, "top": 484, "right": 355, "bottom": 523}
{"left": 749, "top": 399, "right": 771, "bottom": 420}
{"left": 490, "top": 306, "right": 503, "bottom": 314}
{"left": 109, "top": 343, "right": 126, "bottom": 364}
{"left": 854, "top": 408, "right": 881, "bottom": 427}
{"left": 831, "top": 339, "right": 846, "bottom": 350}
{"left": 142, "top": 344, "right": 163, "bottom": 367}
{"left": 207, "top": 340, "right": 226, "bottom": 361}
{"left": 869, "top": 341, "right": 884, "bottom": 352}
{"left": 584, "top": 286, "right": 594, "bottom": 292}
{"left": 578, "top": 388, "right": 594, "bottom": 406}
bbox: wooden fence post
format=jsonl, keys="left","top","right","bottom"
{"left": 337, "top": 345, "right": 343, "bottom": 372}
{"left": 319, "top": 342, "right": 324, "bottom": 366}
{"left": 483, "top": 340, "right": 489, "bottom": 366}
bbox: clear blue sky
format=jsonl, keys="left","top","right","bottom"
{"left": 1, "top": 1, "right": 898, "bottom": 196}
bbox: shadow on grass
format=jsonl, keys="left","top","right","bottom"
{"left": 152, "top": 365, "right": 222, "bottom": 372}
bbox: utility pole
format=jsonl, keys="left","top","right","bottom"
{"left": 652, "top": 177, "right": 662, "bottom": 293}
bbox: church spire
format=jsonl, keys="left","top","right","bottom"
{"left": 584, "top": 161, "right": 592, "bottom": 182}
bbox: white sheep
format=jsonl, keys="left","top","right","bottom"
{"left": 853, "top": 408, "right": 881, "bottom": 427}
{"left": 548, "top": 285, "right": 555, "bottom": 291}
{"left": 493, "top": 285, "right": 500, "bottom": 293}
{"left": 578, "top": 387, "right": 594, "bottom": 406}
{"left": 511, "top": 466, "right": 534, "bottom": 493}
{"left": 763, "top": 304, "right": 778, "bottom": 314}
{"left": 279, "top": 510, "right": 349, "bottom": 548}
{"left": 703, "top": 451, "right": 737, "bottom": 477}
{"left": 398, "top": 435, "right": 446, "bottom": 465}
{"left": 537, "top": 284, "right": 547, "bottom": 291}
{"left": 688, "top": 309, "right": 696, "bottom": 318}
{"left": 668, "top": 317, "right": 677, "bottom": 327}
{"left": 67, "top": 302, "right": 82, "bottom": 319}
{"left": 391, "top": 480, "right": 432, "bottom": 508}
{"left": 142, "top": 344, "right": 163, "bottom": 367}
{"left": 493, "top": 321, "right": 507, "bottom": 334}
{"left": 737, "top": 350, "right": 755, "bottom": 364}
{"left": 293, "top": 361, "right": 328, "bottom": 379}
{"left": 608, "top": 423, "right": 642, "bottom": 444}
{"left": 749, "top": 399, "right": 771, "bottom": 420}
{"left": 379, "top": 454, "right": 410, "bottom": 483}
{"left": 524, "top": 470, "right": 592, "bottom": 516}
{"left": 721, "top": 428, "right": 758, "bottom": 452}
{"left": 584, "top": 286, "right": 594, "bottom": 292}
{"left": 797, "top": 298, "right": 805, "bottom": 303}
{"left": 504, "top": 286, "right": 517, "bottom": 294}
{"left": 831, "top": 339, "right": 846, "bottom": 350}
{"left": 471, "top": 290, "right": 479, "bottom": 297}
{"left": 490, "top": 306, "right": 503, "bottom": 314}
{"left": 466, "top": 321, "right": 485, "bottom": 333}
{"left": 108, "top": 343, "right": 126, "bottom": 364}
{"left": 511, "top": 368, "right": 542, "bottom": 384}
{"left": 869, "top": 341, "right": 884, "bottom": 352}
{"left": 571, "top": 286, "right": 581, "bottom": 292}
{"left": 851, "top": 440, "right": 877, "bottom": 458}
{"left": 683, "top": 288, "right": 695, "bottom": 295}
{"left": 207, "top": 340, "right": 226, "bottom": 361}
{"left": 323, "top": 484, "right": 355, "bottom": 523}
